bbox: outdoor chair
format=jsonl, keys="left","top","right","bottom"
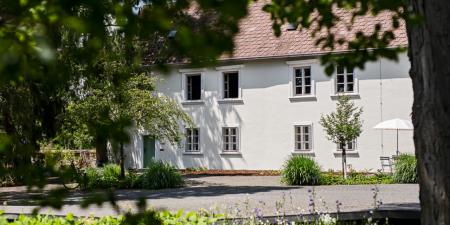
{"left": 380, "top": 156, "right": 393, "bottom": 174}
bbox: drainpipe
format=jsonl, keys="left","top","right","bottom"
{"left": 379, "top": 60, "right": 384, "bottom": 156}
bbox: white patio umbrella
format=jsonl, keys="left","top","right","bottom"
{"left": 373, "top": 118, "right": 413, "bottom": 156}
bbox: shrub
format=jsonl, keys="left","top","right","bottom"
{"left": 140, "top": 161, "right": 184, "bottom": 189}
{"left": 101, "top": 164, "right": 121, "bottom": 185}
{"left": 393, "top": 154, "right": 418, "bottom": 183}
{"left": 84, "top": 167, "right": 101, "bottom": 189}
{"left": 84, "top": 164, "right": 127, "bottom": 189}
{"left": 282, "top": 155, "right": 321, "bottom": 185}
{"left": 320, "top": 172, "right": 393, "bottom": 185}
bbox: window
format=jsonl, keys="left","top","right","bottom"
{"left": 337, "top": 140, "right": 357, "bottom": 151}
{"left": 336, "top": 66, "right": 355, "bottom": 93}
{"left": 186, "top": 74, "right": 201, "bottom": 100}
{"left": 216, "top": 65, "right": 243, "bottom": 102}
{"left": 223, "top": 72, "right": 239, "bottom": 99}
{"left": 294, "top": 67, "right": 312, "bottom": 95}
{"left": 294, "top": 125, "right": 312, "bottom": 151}
{"left": 222, "top": 127, "right": 239, "bottom": 152}
{"left": 185, "top": 128, "right": 200, "bottom": 152}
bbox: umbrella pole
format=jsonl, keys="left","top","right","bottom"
{"left": 396, "top": 129, "right": 399, "bottom": 156}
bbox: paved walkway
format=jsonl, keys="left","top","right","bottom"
{"left": 0, "top": 176, "right": 419, "bottom": 217}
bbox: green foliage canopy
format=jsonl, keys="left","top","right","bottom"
{"left": 0, "top": 0, "right": 251, "bottom": 213}
{"left": 262, "top": 0, "right": 422, "bottom": 75}
{"left": 319, "top": 96, "right": 363, "bottom": 146}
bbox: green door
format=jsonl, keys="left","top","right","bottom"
{"left": 143, "top": 135, "right": 155, "bottom": 167}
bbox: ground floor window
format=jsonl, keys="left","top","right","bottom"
{"left": 295, "top": 125, "right": 312, "bottom": 151}
{"left": 185, "top": 128, "right": 200, "bottom": 152}
{"left": 222, "top": 127, "right": 239, "bottom": 152}
{"left": 337, "top": 139, "right": 357, "bottom": 151}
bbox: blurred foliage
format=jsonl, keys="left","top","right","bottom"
{"left": 0, "top": 0, "right": 251, "bottom": 217}
{"left": 45, "top": 149, "right": 96, "bottom": 165}
{"left": 393, "top": 154, "right": 418, "bottom": 183}
{"left": 0, "top": 210, "right": 226, "bottom": 225}
{"left": 0, "top": 0, "right": 423, "bottom": 220}
{"left": 263, "top": 0, "right": 422, "bottom": 75}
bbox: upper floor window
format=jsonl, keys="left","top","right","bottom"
{"left": 222, "top": 127, "right": 239, "bottom": 153}
{"left": 336, "top": 66, "right": 355, "bottom": 93}
{"left": 295, "top": 125, "right": 312, "bottom": 151}
{"left": 337, "top": 139, "right": 357, "bottom": 151}
{"left": 185, "top": 128, "right": 200, "bottom": 152}
{"left": 223, "top": 72, "right": 239, "bottom": 99}
{"left": 294, "top": 67, "right": 312, "bottom": 95}
{"left": 186, "top": 74, "right": 201, "bottom": 100}
{"left": 286, "top": 60, "right": 317, "bottom": 100}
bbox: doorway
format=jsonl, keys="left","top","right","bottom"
{"left": 143, "top": 135, "right": 155, "bottom": 168}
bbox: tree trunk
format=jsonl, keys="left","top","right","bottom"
{"left": 342, "top": 145, "right": 347, "bottom": 179}
{"left": 95, "top": 135, "right": 108, "bottom": 167}
{"left": 119, "top": 141, "right": 125, "bottom": 179}
{"left": 407, "top": 0, "right": 450, "bottom": 224}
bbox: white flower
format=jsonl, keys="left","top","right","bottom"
{"left": 319, "top": 214, "right": 337, "bottom": 225}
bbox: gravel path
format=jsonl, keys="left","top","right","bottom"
{"left": 0, "top": 176, "right": 419, "bottom": 217}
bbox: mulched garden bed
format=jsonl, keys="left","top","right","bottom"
{"left": 180, "top": 169, "right": 281, "bottom": 176}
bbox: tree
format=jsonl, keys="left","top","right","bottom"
{"left": 320, "top": 96, "right": 363, "bottom": 178}
{"left": 0, "top": 0, "right": 251, "bottom": 212}
{"left": 67, "top": 72, "right": 192, "bottom": 177}
{"left": 264, "top": 0, "right": 449, "bottom": 224}
{"left": 2, "top": 0, "right": 449, "bottom": 223}
{"left": 0, "top": 0, "right": 250, "bottom": 164}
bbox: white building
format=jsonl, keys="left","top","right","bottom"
{"left": 124, "top": 2, "right": 414, "bottom": 172}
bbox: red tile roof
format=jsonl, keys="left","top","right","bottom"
{"left": 220, "top": 1, "right": 407, "bottom": 61}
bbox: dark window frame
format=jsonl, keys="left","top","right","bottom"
{"left": 223, "top": 71, "right": 240, "bottom": 99}
{"left": 186, "top": 74, "right": 202, "bottom": 100}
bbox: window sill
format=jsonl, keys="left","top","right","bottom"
{"left": 218, "top": 98, "right": 244, "bottom": 104}
{"left": 181, "top": 100, "right": 205, "bottom": 105}
{"left": 330, "top": 93, "right": 360, "bottom": 99}
{"left": 183, "top": 152, "right": 203, "bottom": 155}
{"left": 289, "top": 95, "right": 317, "bottom": 102}
{"left": 333, "top": 150, "right": 360, "bottom": 157}
{"left": 220, "top": 152, "right": 242, "bottom": 156}
{"left": 292, "top": 151, "right": 315, "bottom": 156}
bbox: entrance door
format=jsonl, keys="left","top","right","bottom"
{"left": 143, "top": 135, "right": 155, "bottom": 168}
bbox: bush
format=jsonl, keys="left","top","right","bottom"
{"left": 393, "top": 154, "right": 418, "bottom": 183}
{"left": 282, "top": 155, "right": 321, "bottom": 185}
{"left": 320, "top": 172, "right": 393, "bottom": 185}
{"left": 140, "top": 161, "right": 184, "bottom": 189}
{"left": 101, "top": 164, "right": 121, "bottom": 185}
{"left": 84, "top": 164, "right": 134, "bottom": 189}
{"left": 83, "top": 162, "right": 183, "bottom": 190}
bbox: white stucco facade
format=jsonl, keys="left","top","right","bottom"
{"left": 124, "top": 52, "right": 414, "bottom": 172}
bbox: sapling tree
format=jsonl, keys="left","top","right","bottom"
{"left": 320, "top": 96, "right": 363, "bottom": 178}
